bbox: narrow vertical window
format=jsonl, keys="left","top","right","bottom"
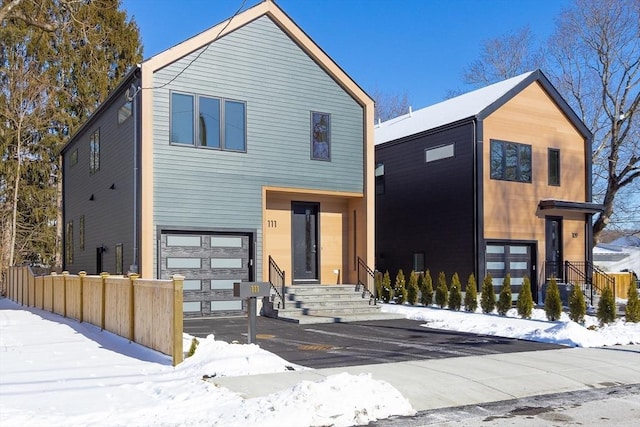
{"left": 115, "top": 244, "right": 123, "bottom": 275}
{"left": 90, "top": 129, "right": 100, "bottom": 174}
{"left": 79, "top": 215, "right": 85, "bottom": 250}
{"left": 199, "top": 96, "right": 221, "bottom": 148}
{"left": 66, "top": 221, "right": 74, "bottom": 264}
{"left": 548, "top": 148, "right": 560, "bottom": 186}
{"left": 118, "top": 101, "right": 132, "bottom": 124}
{"left": 224, "top": 100, "right": 246, "bottom": 151}
{"left": 311, "top": 112, "right": 331, "bottom": 161}
{"left": 413, "top": 252, "right": 425, "bottom": 272}
{"left": 70, "top": 149, "right": 78, "bottom": 166}
{"left": 171, "top": 92, "right": 194, "bottom": 144}
{"left": 375, "top": 162, "right": 385, "bottom": 195}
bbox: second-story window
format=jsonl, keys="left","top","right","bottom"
{"left": 548, "top": 148, "right": 560, "bottom": 186}
{"left": 490, "top": 139, "right": 531, "bottom": 183}
{"left": 90, "top": 129, "right": 100, "bottom": 174}
{"left": 171, "top": 92, "right": 246, "bottom": 152}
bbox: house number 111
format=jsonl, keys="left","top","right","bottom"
{"left": 267, "top": 220, "right": 277, "bottom": 228}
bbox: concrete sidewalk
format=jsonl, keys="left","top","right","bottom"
{"left": 211, "top": 345, "right": 640, "bottom": 412}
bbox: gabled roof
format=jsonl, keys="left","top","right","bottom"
{"left": 375, "top": 69, "right": 591, "bottom": 145}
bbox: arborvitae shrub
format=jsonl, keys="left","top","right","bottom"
{"left": 480, "top": 274, "right": 496, "bottom": 314}
{"left": 568, "top": 283, "right": 587, "bottom": 323}
{"left": 517, "top": 276, "right": 533, "bottom": 319}
{"left": 625, "top": 280, "right": 640, "bottom": 323}
{"left": 374, "top": 271, "right": 383, "bottom": 300}
{"left": 407, "top": 270, "right": 419, "bottom": 305}
{"left": 381, "top": 270, "right": 392, "bottom": 303}
{"left": 448, "top": 273, "right": 462, "bottom": 311}
{"left": 464, "top": 273, "right": 478, "bottom": 312}
{"left": 597, "top": 285, "right": 616, "bottom": 325}
{"left": 393, "top": 269, "right": 407, "bottom": 305}
{"left": 420, "top": 270, "right": 434, "bottom": 306}
{"left": 435, "top": 271, "right": 449, "bottom": 308}
{"left": 544, "top": 277, "right": 562, "bottom": 321}
{"left": 187, "top": 337, "right": 199, "bottom": 358}
{"left": 496, "top": 274, "right": 512, "bottom": 316}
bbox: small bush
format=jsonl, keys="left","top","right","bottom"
{"left": 187, "top": 337, "right": 200, "bottom": 358}
{"left": 625, "top": 280, "right": 640, "bottom": 322}
{"left": 420, "top": 270, "right": 434, "bottom": 306}
{"left": 516, "top": 276, "right": 533, "bottom": 319}
{"left": 407, "top": 270, "right": 419, "bottom": 305}
{"left": 435, "top": 271, "right": 449, "bottom": 308}
{"left": 381, "top": 270, "right": 393, "bottom": 303}
{"left": 448, "top": 273, "right": 462, "bottom": 311}
{"left": 597, "top": 285, "right": 616, "bottom": 325}
{"left": 568, "top": 283, "right": 586, "bottom": 323}
{"left": 496, "top": 274, "right": 512, "bottom": 316}
{"left": 480, "top": 274, "right": 496, "bottom": 314}
{"left": 393, "top": 269, "right": 407, "bottom": 305}
{"left": 544, "top": 277, "right": 562, "bottom": 321}
{"left": 374, "top": 271, "right": 383, "bottom": 300}
{"left": 464, "top": 273, "right": 478, "bottom": 312}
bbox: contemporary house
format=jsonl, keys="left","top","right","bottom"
{"left": 61, "top": 0, "right": 375, "bottom": 317}
{"left": 374, "top": 70, "right": 602, "bottom": 298}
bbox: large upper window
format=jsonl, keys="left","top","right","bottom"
{"left": 171, "top": 92, "right": 246, "bottom": 151}
{"left": 490, "top": 139, "right": 531, "bottom": 183}
{"left": 548, "top": 148, "right": 560, "bottom": 186}
{"left": 89, "top": 129, "right": 100, "bottom": 174}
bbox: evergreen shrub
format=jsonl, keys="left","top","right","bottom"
{"left": 435, "top": 271, "right": 449, "bottom": 308}
{"left": 407, "top": 270, "right": 419, "bottom": 305}
{"left": 597, "top": 285, "right": 616, "bottom": 325}
{"left": 420, "top": 270, "right": 434, "bottom": 306}
{"left": 381, "top": 270, "right": 392, "bottom": 303}
{"left": 496, "top": 274, "right": 512, "bottom": 316}
{"left": 393, "top": 269, "right": 407, "bottom": 305}
{"left": 544, "top": 277, "right": 562, "bottom": 321}
{"left": 568, "top": 283, "right": 586, "bottom": 323}
{"left": 480, "top": 274, "right": 496, "bottom": 314}
{"left": 448, "top": 273, "right": 462, "bottom": 311}
{"left": 625, "top": 280, "right": 640, "bottom": 323}
{"left": 516, "top": 276, "right": 533, "bottom": 319}
{"left": 464, "top": 273, "right": 478, "bottom": 312}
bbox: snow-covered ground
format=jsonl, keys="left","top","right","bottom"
{"left": 2, "top": 296, "right": 640, "bottom": 426}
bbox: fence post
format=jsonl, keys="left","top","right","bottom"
{"left": 100, "top": 272, "right": 109, "bottom": 330}
{"left": 172, "top": 274, "right": 184, "bottom": 366}
{"left": 50, "top": 272, "right": 57, "bottom": 313}
{"left": 62, "top": 271, "right": 69, "bottom": 318}
{"left": 128, "top": 274, "right": 139, "bottom": 342}
{"left": 78, "top": 271, "right": 86, "bottom": 323}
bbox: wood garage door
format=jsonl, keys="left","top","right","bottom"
{"left": 160, "top": 232, "right": 251, "bottom": 318}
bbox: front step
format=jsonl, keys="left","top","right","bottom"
{"left": 264, "top": 284, "right": 406, "bottom": 324}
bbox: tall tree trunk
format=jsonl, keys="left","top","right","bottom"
{"left": 9, "top": 125, "right": 22, "bottom": 266}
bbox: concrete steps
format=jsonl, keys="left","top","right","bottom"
{"left": 263, "top": 284, "right": 405, "bottom": 324}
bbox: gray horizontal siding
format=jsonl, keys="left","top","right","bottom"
{"left": 150, "top": 16, "right": 364, "bottom": 278}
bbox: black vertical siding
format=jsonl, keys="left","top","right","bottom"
{"left": 375, "top": 121, "right": 476, "bottom": 287}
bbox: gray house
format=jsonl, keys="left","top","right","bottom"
{"left": 61, "top": 0, "right": 375, "bottom": 317}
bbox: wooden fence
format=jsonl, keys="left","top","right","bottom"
{"left": 594, "top": 271, "right": 637, "bottom": 300}
{"left": 6, "top": 266, "right": 184, "bottom": 365}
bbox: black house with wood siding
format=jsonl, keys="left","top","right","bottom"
{"left": 374, "top": 70, "right": 601, "bottom": 299}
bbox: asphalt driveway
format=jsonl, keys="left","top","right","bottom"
{"left": 184, "top": 316, "right": 563, "bottom": 369}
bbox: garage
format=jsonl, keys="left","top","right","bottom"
{"left": 159, "top": 231, "right": 253, "bottom": 318}
{"left": 485, "top": 242, "right": 536, "bottom": 300}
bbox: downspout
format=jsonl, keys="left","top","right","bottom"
{"left": 128, "top": 71, "right": 141, "bottom": 274}
{"left": 473, "top": 119, "right": 478, "bottom": 282}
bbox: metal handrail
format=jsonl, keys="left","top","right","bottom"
{"left": 268, "top": 256, "right": 286, "bottom": 309}
{"left": 357, "top": 256, "right": 377, "bottom": 304}
{"left": 563, "top": 260, "right": 616, "bottom": 305}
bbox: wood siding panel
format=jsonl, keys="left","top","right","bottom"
{"left": 482, "top": 82, "right": 588, "bottom": 270}
{"left": 63, "top": 87, "right": 135, "bottom": 275}
{"left": 375, "top": 123, "right": 476, "bottom": 280}
{"left": 151, "top": 16, "right": 364, "bottom": 280}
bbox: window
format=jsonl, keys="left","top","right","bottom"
{"left": 425, "top": 143, "right": 454, "bottom": 163}
{"left": 115, "top": 244, "right": 123, "bottom": 275}
{"left": 89, "top": 129, "right": 100, "bottom": 174}
{"left": 375, "top": 162, "right": 385, "bottom": 195}
{"left": 413, "top": 252, "right": 425, "bottom": 272}
{"left": 79, "top": 215, "right": 85, "bottom": 250}
{"left": 70, "top": 149, "right": 78, "bottom": 166}
{"left": 171, "top": 92, "right": 246, "bottom": 151}
{"left": 118, "top": 101, "right": 132, "bottom": 124}
{"left": 311, "top": 112, "right": 331, "bottom": 161}
{"left": 65, "top": 221, "right": 73, "bottom": 264}
{"left": 548, "top": 148, "right": 560, "bottom": 186}
{"left": 490, "top": 139, "right": 531, "bottom": 183}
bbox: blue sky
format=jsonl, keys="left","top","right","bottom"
{"left": 121, "top": 0, "right": 568, "bottom": 109}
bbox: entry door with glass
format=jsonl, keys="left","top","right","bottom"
{"left": 292, "top": 202, "right": 319, "bottom": 283}
{"left": 545, "top": 217, "right": 563, "bottom": 280}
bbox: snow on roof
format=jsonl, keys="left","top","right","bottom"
{"left": 375, "top": 71, "right": 535, "bottom": 145}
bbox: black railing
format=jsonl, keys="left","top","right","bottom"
{"left": 356, "top": 256, "right": 376, "bottom": 304}
{"left": 546, "top": 260, "right": 616, "bottom": 306}
{"left": 268, "top": 256, "right": 286, "bottom": 310}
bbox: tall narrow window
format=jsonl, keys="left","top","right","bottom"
{"left": 490, "top": 139, "right": 531, "bottom": 183}
{"left": 413, "top": 252, "right": 425, "bottom": 272}
{"left": 89, "top": 129, "right": 100, "bottom": 174}
{"left": 66, "top": 221, "right": 73, "bottom": 264}
{"left": 224, "top": 100, "right": 246, "bottom": 151}
{"left": 118, "top": 101, "right": 132, "bottom": 124}
{"left": 70, "top": 149, "right": 78, "bottom": 166}
{"left": 171, "top": 93, "right": 194, "bottom": 144}
{"left": 311, "top": 112, "right": 331, "bottom": 161}
{"left": 199, "top": 96, "right": 221, "bottom": 148}
{"left": 375, "top": 162, "right": 385, "bottom": 195}
{"left": 115, "top": 244, "right": 123, "bottom": 275}
{"left": 548, "top": 148, "right": 560, "bottom": 186}
{"left": 79, "top": 215, "right": 85, "bottom": 250}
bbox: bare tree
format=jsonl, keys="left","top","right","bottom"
{"left": 546, "top": 0, "right": 640, "bottom": 242}
{"left": 462, "top": 26, "right": 544, "bottom": 88}
{"left": 371, "top": 88, "right": 411, "bottom": 123}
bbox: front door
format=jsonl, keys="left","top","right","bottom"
{"left": 545, "top": 217, "right": 563, "bottom": 280}
{"left": 292, "top": 202, "right": 319, "bottom": 283}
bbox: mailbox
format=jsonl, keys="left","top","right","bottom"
{"left": 233, "top": 281, "right": 271, "bottom": 298}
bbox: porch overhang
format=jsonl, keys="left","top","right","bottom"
{"left": 538, "top": 199, "right": 604, "bottom": 215}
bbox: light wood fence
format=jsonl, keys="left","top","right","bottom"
{"left": 6, "top": 266, "right": 183, "bottom": 365}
